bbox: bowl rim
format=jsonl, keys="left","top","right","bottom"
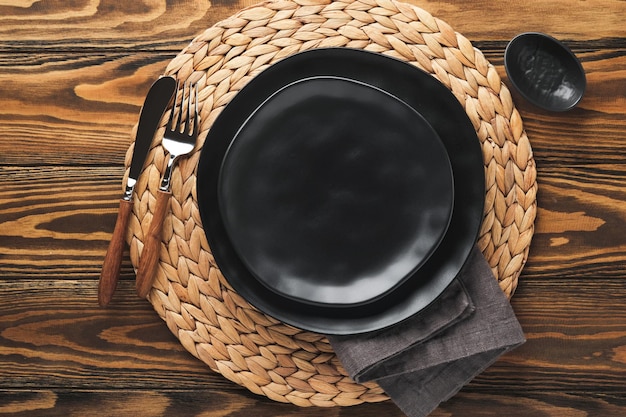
{"left": 504, "top": 31, "right": 586, "bottom": 111}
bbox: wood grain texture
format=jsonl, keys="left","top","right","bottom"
{"left": 0, "top": 0, "right": 624, "bottom": 42}
{"left": 136, "top": 189, "right": 171, "bottom": 298}
{"left": 1, "top": 389, "right": 625, "bottom": 417}
{"left": 99, "top": 198, "right": 134, "bottom": 305}
{"left": 3, "top": 390, "right": 626, "bottom": 417}
{"left": 1, "top": 280, "right": 626, "bottom": 415}
{"left": 1, "top": 0, "right": 626, "bottom": 415}
{"left": 4, "top": 162, "right": 626, "bottom": 282}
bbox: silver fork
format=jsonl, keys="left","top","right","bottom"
{"left": 136, "top": 80, "right": 199, "bottom": 298}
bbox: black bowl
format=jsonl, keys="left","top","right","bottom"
{"left": 505, "top": 32, "right": 586, "bottom": 111}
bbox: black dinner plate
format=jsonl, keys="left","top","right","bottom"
{"left": 218, "top": 76, "right": 454, "bottom": 306}
{"left": 197, "top": 48, "right": 484, "bottom": 335}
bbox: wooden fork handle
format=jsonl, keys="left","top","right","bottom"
{"left": 98, "top": 199, "right": 133, "bottom": 306}
{"left": 136, "top": 189, "right": 171, "bottom": 299}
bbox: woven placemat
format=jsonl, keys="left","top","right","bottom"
{"left": 123, "top": 0, "right": 537, "bottom": 407}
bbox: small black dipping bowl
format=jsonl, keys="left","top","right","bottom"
{"left": 505, "top": 32, "right": 586, "bottom": 111}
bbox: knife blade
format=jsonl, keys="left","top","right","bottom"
{"left": 98, "top": 75, "right": 177, "bottom": 306}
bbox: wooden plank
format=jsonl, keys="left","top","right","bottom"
{"left": 0, "top": 46, "right": 624, "bottom": 165}
{"left": 3, "top": 164, "right": 626, "bottom": 280}
{"left": 0, "top": 166, "right": 124, "bottom": 278}
{"left": 0, "top": 0, "right": 624, "bottom": 42}
{"left": 0, "top": 5, "right": 623, "bottom": 166}
{"left": 0, "top": 0, "right": 250, "bottom": 43}
{"left": 1, "top": 389, "right": 403, "bottom": 417}
{"left": 0, "top": 53, "right": 173, "bottom": 166}
{"left": 0, "top": 279, "right": 625, "bottom": 416}
{"left": 421, "top": 0, "right": 626, "bottom": 40}
{"left": 525, "top": 164, "right": 626, "bottom": 279}
{"left": 0, "top": 278, "right": 625, "bottom": 392}
{"left": 1, "top": 389, "right": 625, "bottom": 417}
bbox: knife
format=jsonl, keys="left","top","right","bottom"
{"left": 98, "top": 76, "right": 177, "bottom": 306}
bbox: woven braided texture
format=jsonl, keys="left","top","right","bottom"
{"left": 123, "top": 0, "right": 537, "bottom": 407}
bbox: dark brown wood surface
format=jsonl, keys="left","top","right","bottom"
{"left": 1, "top": 0, "right": 626, "bottom": 416}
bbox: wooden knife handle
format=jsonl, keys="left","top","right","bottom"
{"left": 98, "top": 199, "right": 133, "bottom": 306}
{"left": 136, "top": 189, "right": 171, "bottom": 298}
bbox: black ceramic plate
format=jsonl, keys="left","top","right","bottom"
{"left": 218, "top": 76, "right": 454, "bottom": 306}
{"left": 197, "top": 48, "right": 484, "bottom": 334}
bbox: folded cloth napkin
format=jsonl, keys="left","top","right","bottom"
{"left": 328, "top": 246, "right": 526, "bottom": 417}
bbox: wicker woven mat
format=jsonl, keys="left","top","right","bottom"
{"left": 124, "top": 0, "right": 537, "bottom": 407}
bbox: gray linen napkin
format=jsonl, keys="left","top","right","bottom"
{"left": 328, "top": 247, "right": 526, "bottom": 417}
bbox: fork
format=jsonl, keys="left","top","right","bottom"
{"left": 135, "top": 81, "right": 199, "bottom": 298}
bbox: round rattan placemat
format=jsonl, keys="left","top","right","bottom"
{"left": 123, "top": 0, "right": 537, "bottom": 407}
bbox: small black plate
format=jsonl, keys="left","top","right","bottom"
{"left": 218, "top": 76, "right": 454, "bottom": 306}
{"left": 197, "top": 48, "right": 484, "bottom": 334}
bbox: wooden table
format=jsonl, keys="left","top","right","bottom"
{"left": 1, "top": 1, "right": 625, "bottom": 415}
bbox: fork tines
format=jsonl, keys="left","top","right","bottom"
{"left": 168, "top": 81, "right": 198, "bottom": 137}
